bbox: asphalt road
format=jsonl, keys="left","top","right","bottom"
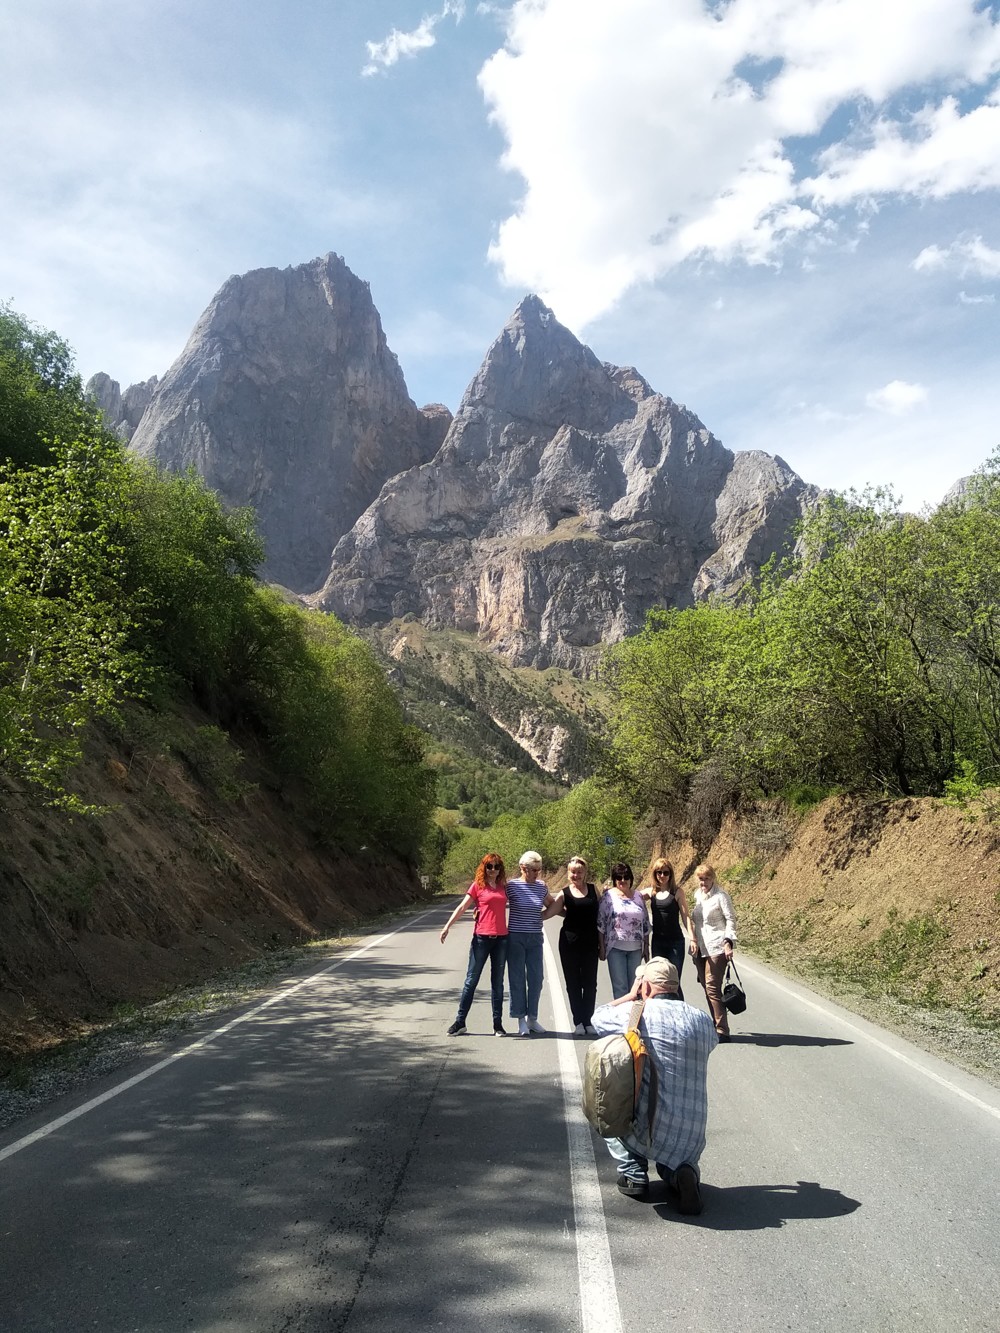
{"left": 1, "top": 907, "right": 998, "bottom": 1332}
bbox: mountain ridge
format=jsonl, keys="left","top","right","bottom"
{"left": 91, "top": 253, "right": 817, "bottom": 677}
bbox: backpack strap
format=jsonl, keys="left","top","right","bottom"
{"left": 625, "top": 996, "right": 646, "bottom": 1034}
{"left": 626, "top": 995, "right": 659, "bottom": 1141}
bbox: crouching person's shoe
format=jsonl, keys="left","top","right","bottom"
{"left": 673, "top": 1162, "right": 703, "bottom": 1215}
{"left": 616, "top": 1171, "right": 649, "bottom": 1199}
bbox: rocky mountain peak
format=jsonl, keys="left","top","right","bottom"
{"left": 310, "top": 294, "right": 817, "bottom": 672}
{"left": 128, "top": 253, "right": 440, "bottom": 592}
{"left": 94, "top": 250, "right": 818, "bottom": 677}
{"left": 459, "top": 295, "right": 636, "bottom": 433}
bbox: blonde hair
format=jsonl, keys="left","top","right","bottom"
{"left": 567, "top": 856, "right": 589, "bottom": 874}
{"left": 694, "top": 862, "right": 716, "bottom": 883}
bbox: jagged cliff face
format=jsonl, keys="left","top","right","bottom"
{"left": 86, "top": 371, "right": 159, "bottom": 442}
{"left": 128, "top": 254, "right": 450, "bottom": 591}
{"left": 309, "top": 297, "right": 816, "bottom": 672}
{"left": 96, "top": 259, "right": 815, "bottom": 677}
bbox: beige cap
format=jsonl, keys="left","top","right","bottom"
{"left": 638, "top": 957, "right": 680, "bottom": 990}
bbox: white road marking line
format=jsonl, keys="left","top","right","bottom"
{"left": 543, "top": 933, "right": 624, "bottom": 1333}
{"left": 0, "top": 911, "right": 439, "bottom": 1165}
{"left": 739, "top": 958, "right": 1000, "bottom": 1124}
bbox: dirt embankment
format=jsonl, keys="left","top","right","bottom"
{"left": 659, "top": 793, "right": 999, "bottom": 1034}
{"left": 0, "top": 714, "right": 426, "bottom": 1067}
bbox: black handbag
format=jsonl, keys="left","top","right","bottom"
{"left": 721, "top": 961, "right": 746, "bottom": 1014}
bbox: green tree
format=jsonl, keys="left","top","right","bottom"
{"left": 757, "top": 489, "right": 961, "bottom": 795}
{"left": 0, "top": 436, "right": 146, "bottom": 800}
{"left": 117, "top": 462, "right": 263, "bottom": 712}
{"left": 0, "top": 305, "right": 103, "bottom": 469}
{"left": 918, "top": 452, "right": 1000, "bottom": 780}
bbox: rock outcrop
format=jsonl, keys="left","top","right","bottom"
{"left": 129, "top": 254, "right": 449, "bottom": 591}
{"left": 86, "top": 372, "right": 159, "bottom": 442}
{"left": 310, "top": 297, "right": 816, "bottom": 671}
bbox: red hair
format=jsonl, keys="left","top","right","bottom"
{"left": 474, "top": 852, "right": 506, "bottom": 889}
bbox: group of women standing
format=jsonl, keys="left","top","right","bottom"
{"left": 441, "top": 852, "right": 738, "bottom": 1039}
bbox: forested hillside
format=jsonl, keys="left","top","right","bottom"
{"left": 0, "top": 305, "right": 438, "bottom": 1060}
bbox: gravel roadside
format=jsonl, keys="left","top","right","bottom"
{"left": 747, "top": 949, "right": 1000, "bottom": 1090}
{"left": 0, "top": 938, "right": 350, "bottom": 1133}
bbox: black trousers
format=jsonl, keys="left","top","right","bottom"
{"left": 558, "top": 933, "right": 599, "bottom": 1027}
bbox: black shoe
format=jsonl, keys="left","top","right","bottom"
{"left": 717, "top": 1032, "right": 731, "bottom": 1043}
{"left": 617, "top": 1173, "right": 649, "bottom": 1199}
{"left": 493, "top": 1024, "right": 507, "bottom": 1036}
{"left": 447, "top": 1020, "right": 467, "bottom": 1036}
{"left": 674, "top": 1163, "right": 703, "bottom": 1215}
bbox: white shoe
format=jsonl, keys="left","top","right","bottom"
{"left": 527, "top": 1017, "right": 546, "bottom": 1034}
{"left": 573, "top": 1023, "right": 586, "bottom": 1036}
{"left": 517, "top": 1017, "right": 530, "bottom": 1036}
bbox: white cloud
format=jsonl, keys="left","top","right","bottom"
{"left": 363, "top": 2, "right": 466, "bottom": 76}
{"left": 865, "top": 380, "right": 929, "bottom": 415}
{"left": 805, "top": 97, "right": 1000, "bottom": 206}
{"left": 958, "top": 290, "right": 996, "bottom": 304}
{"left": 913, "top": 235, "right": 1000, "bottom": 278}
{"left": 480, "top": 0, "right": 1000, "bottom": 327}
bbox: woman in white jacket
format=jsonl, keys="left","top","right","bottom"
{"left": 689, "top": 862, "right": 737, "bottom": 1041}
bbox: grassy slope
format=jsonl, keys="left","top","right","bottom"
{"left": 659, "top": 793, "right": 999, "bottom": 1029}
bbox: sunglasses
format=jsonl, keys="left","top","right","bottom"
{"left": 654, "top": 869, "right": 669, "bottom": 877}
{"left": 613, "top": 875, "right": 632, "bottom": 883}
{"left": 485, "top": 862, "right": 501, "bottom": 870}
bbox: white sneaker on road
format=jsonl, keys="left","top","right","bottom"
{"left": 527, "top": 1017, "right": 546, "bottom": 1034}
{"left": 573, "top": 1023, "right": 586, "bottom": 1036}
{"left": 518, "top": 1017, "right": 531, "bottom": 1037}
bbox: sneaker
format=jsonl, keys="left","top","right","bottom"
{"left": 573, "top": 1023, "right": 586, "bottom": 1036}
{"left": 717, "top": 1032, "right": 731, "bottom": 1043}
{"left": 517, "top": 1017, "right": 531, "bottom": 1037}
{"left": 674, "top": 1163, "right": 703, "bottom": 1215}
{"left": 584, "top": 1023, "right": 597, "bottom": 1036}
{"left": 446, "top": 1020, "right": 467, "bottom": 1036}
{"left": 617, "top": 1173, "right": 649, "bottom": 1199}
{"left": 493, "top": 1024, "right": 507, "bottom": 1037}
{"left": 527, "top": 1017, "right": 546, "bottom": 1034}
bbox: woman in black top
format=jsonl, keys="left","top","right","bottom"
{"left": 641, "top": 856, "right": 693, "bottom": 1000}
{"left": 554, "top": 855, "right": 601, "bottom": 1035}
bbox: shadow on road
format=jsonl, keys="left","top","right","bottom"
{"left": 732, "top": 1033, "right": 854, "bottom": 1047}
{"left": 652, "top": 1178, "right": 861, "bottom": 1230}
{"left": 0, "top": 954, "right": 578, "bottom": 1333}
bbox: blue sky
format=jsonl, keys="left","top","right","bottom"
{"left": 2, "top": 0, "right": 999, "bottom": 508}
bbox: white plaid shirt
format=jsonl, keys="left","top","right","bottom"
{"left": 591, "top": 994, "right": 718, "bottom": 1169}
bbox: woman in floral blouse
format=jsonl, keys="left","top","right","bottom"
{"left": 597, "top": 862, "right": 650, "bottom": 999}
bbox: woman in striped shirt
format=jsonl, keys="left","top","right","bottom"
{"left": 505, "top": 850, "right": 558, "bottom": 1037}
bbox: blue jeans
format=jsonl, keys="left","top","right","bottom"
{"left": 507, "top": 931, "right": 544, "bottom": 1019}
{"left": 456, "top": 934, "right": 508, "bottom": 1026}
{"left": 606, "top": 947, "right": 642, "bottom": 1000}
{"left": 605, "top": 1138, "right": 700, "bottom": 1187}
